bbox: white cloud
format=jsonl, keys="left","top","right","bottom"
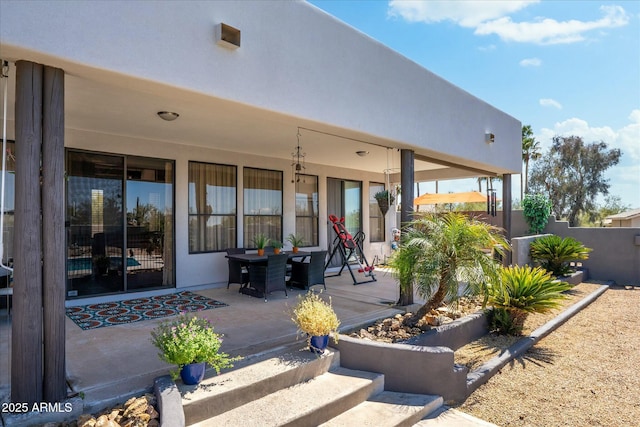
{"left": 540, "top": 98, "right": 562, "bottom": 109}
{"left": 478, "top": 44, "right": 497, "bottom": 52}
{"left": 536, "top": 110, "right": 640, "bottom": 161}
{"left": 520, "top": 57, "right": 542, "bottom": 67}
{"left": 389, "top": 2, "right": 630, "bottom": 45}
{"left": 388, "top": 0, "right": 537, "bottom": 27}
{"left": 475, "top": 5, "right": 629, "bottom": 44}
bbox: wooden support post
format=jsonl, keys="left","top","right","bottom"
{"left": 12, "top": 60, "right": 44, "bottom": 404}
{"left": 42, "top": 65, "right": 66, "bottom": 402}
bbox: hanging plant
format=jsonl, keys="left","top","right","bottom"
{"left": 374, "top": 190, "right": 395, "bottom": 215}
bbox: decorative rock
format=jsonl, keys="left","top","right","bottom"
{"left": 78, "top": 414, "right": 97, "bottom": 427}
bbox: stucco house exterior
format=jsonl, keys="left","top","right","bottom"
{"left": 0, "top": 0, "right": 520, "bottom": 404}
{"left": 603, "top": 209, "right": 640, "bottom": 227}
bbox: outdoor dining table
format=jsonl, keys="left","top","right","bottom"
{"left": 225, "top": 251, "right": 311, "bottom": 297}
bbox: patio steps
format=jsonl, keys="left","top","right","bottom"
{"left": 180, "top": 346, "right": 443, "bottom": 427}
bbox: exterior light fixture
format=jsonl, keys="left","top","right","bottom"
{"left": 157, "top": 111, "right": 179, "bottom": 121}
{"left": 485, "top": 133, "right": 495, "bottom": 144}
{"left": 356, "top": 150, "right": 369, "bottom": 157}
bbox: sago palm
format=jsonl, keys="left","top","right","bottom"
{"left": 390, "top": 212, "right": 509, "bottom": 324}
{"left": 488, "top": 265, "right": 571, "bottom": 334}
{"left": 530, "top": 235, "right": 591, "bottom": 276}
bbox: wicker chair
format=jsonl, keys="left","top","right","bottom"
{"left": 226, "top": 248, "right": 249, "bottom": 290}
{"left": 248, "top": 253, "right": 289, "bottom": 302}
{"left": 289, "top": 250, "right": 327, "bottom": 291}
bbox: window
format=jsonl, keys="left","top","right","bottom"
{"left": 295, "top": 175, "right": 318, "bottom": 247}
{"left": 244, "top": 168, "right": 282, "bottom": 248}
{"left": 188, "top": 162, "right": 236, "bottom": 253}
{"left": 369, "top": 182, "right": 385, "bottom": 242}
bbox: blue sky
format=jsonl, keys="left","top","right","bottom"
{"left": 309, "top": 0, "right": 640, "bottom": 209}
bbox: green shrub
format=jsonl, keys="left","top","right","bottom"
{"left": 522, "top": 193, "right": 551, "bottom": 234}
{"left": 487, "top": 307, "right": 522, "bottom": 336}
{"left": 529, "top": 235, "right": 591, "bottom": 276}
{"left": 487, "top": 265, "right": 571, "bottom": 335}
{"left": 150, "top": 314, "right": 240, "bottom": 379}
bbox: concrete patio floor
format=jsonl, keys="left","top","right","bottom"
{"left": 0, "top": 268, "right": 421, "bottom": 411}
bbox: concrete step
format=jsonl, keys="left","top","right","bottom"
{"left": 320, "top": 391, "right": 443, "bottom": 427}
{"left": 414, "top": 406, "right": 498, "bottom": 426}
{"left": 183, "top": 347, "right": 340, "bottom": 426}
{"left": 190, "top": 366, "right": 385, "bottom": 427}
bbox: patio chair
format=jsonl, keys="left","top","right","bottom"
{"left": 248, "top": 253, "right": 289, "bottom": 302}
{"left": 226, "top": 248, "right": 249, "bottom": 290}
{"left": 289, "top": 250, "right": 327, "bottom": 291}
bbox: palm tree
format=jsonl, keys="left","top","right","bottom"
{"left": 389, "top": 212, "right": 509, "bottom": 324}
{"left": 521, "top": 125, "right": 542, "bottom": 199}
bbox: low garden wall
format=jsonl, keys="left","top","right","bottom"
{"left": 334, "top": 336, "right": 468, "bottom": 403}
{"left": 403, "top": 311, "right": 488, "bottom": 350}
{"left": 334, "top": 311, "right": 490, "bottom": 403}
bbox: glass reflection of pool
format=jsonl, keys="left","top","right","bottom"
{"left": 67, "top": 257, "right": 141, "bottom": 272}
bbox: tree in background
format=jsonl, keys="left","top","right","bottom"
{"left": 580, "top": 195, "right": 631, "bottom": 226}
{"left": 529, "top": 136, "right": 621, "bottom": 226}
{"left": 521, "top": 125, "right": 542, "bottom": 200}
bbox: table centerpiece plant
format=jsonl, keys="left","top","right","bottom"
{"left": 151, "top": 313, "right": 240, "bottom": 385}
{"left": 286, "top": 233, "right": 305, "bottom": 253}
{"left": 290, "top": 291, "right": 340, "bottom": 354}
{"left": 253, "top": 233, "right": 270, "bottom": 256}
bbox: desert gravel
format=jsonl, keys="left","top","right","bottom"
{"left": 456, "top": 283, "right": 640, "bottom": 427}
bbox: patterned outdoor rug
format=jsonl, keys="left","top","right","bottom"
{"left": 66, "top": 291, "right": 228, "bottom": 330}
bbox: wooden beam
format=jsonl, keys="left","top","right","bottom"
{"left": 12, "top": 60, "right": 44, "bottom": 404}
{"left": 42, "top": 65, "right": 66, "bottom": 402}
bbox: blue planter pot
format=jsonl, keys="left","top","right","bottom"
{"left": 309, "top": 335, "right": 329, "bottom": 354}
{"left": 180, "top": 362, "right": 206, "bottom": 385}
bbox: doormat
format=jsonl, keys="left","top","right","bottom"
{"left": 66, "top": 291, "right": 228, "bottom": 330}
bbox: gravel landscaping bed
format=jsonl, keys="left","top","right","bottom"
{"left": 456, "top": 283, "right": 640, "bottom": 426}
{"left": 454, "top": 282, "right": 602, "bottom": 371}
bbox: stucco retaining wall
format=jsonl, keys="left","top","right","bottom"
{"left": 333, "top": 336, "right": 468, "bottom": 403}
{"left": 403, "top": 311, "right": 489, "bottom": 350}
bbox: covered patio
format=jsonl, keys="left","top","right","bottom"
{"left": 0, "top": 269, "right": 419, "bottom": 412}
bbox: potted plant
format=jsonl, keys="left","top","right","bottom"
{"left": 271, "top": 239, "right": 283, "bottom": 254}
{"left": 286, "top": 233, "right": 305, "bottom": 253}
{"left": 290, "top": 291, "right": 340, "bottom": 354}
{"left": 374, "top": 190, "right": 395, "bottom": 215}
{"left": 150, "top": 314, "right": 240, "bottom": 385}
{"left": 252, "top": 233, "right": 270, "bottom": 256}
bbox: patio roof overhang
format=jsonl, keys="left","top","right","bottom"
{"left": 0, "top": 53, "right": 507, "bottom": 183}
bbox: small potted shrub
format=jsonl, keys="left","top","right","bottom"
{"left": 252, "top": 233, "right": 270, "bottom": 256}
{"left": 286, "top": 233, "right": 305, "bottom": 253}
{"left": 150, "top": 314, "right": 239, "bottom": 385}
{"left": 290, "top": 291, "right": 340, "bottom": 353}
{"left": 271, "top": 240, "right": 283, "bottom": 254}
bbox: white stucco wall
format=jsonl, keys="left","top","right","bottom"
{"left": 0, "top": 0, "right": 521, "bottom": 173}
{"left": 64, "top": 129, "right": 394, "bottom": 288}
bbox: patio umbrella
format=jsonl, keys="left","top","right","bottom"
{"left": 414, "top": 191, "right": 493, "bottom": 205}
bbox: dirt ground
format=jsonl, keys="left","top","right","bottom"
{"left": 456, "top": 283, "right": 640, "bottom": 427}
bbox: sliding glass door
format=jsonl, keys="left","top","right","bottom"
{"left": 326, "top": 178, "right": 362, "bottom": 267}
{"left": 66, "top": 151, "right": 174, "bottom": 298}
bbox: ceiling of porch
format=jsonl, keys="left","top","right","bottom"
{"left": 1, "top": 64, "right": 491, "bottom": 181}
